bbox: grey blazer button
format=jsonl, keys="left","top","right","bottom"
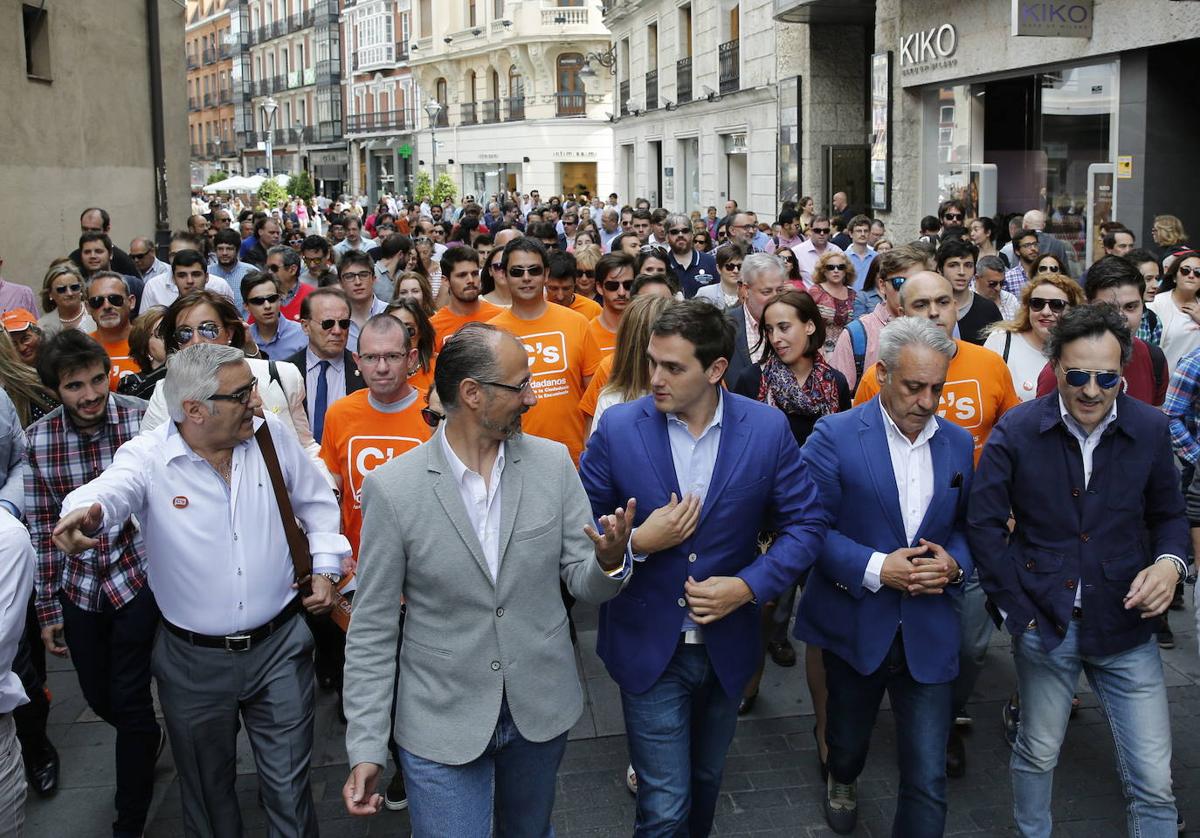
{"left": 677, "top": 597, "right": 686, "bottom": 607}
{"left": 688, "top": 553, "right": 697, "bottom": 563}
{"left": 491, "top": 661, "right": 501, "bottom": 671}
{"left": 496, "top": 607, "right": 504, "bottom": 617}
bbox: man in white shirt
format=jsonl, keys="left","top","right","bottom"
{"left": 334, "top": 216, "right": 378, "bottom": 257}
{"left": 128, "top": 237, "right": 170, "bottom": 284}
{"left": 140, "top": 249, "right": 236, "bottom": 311}
{"left": 54, "top": 343, "right": 351, "bottom": 838}
{"left": 0, "top": 513, "right": 34, "bottom": 832}
{"left": 792, "top": 216, "right": 844, "bottom": 285}
{"left": 598, "top": 207, "right": 621, "bottom": 253}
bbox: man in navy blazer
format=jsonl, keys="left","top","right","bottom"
{"left": 580, "top": 300, "right": 826, "bottom": 837}
{"left": 795, "top": 316, "right": 974, "bottom": 837}
{"left": 968, "top": 305, "right": 1186, "bottom": 838}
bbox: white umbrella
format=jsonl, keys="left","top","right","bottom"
{"left": 202, "top": 175, "right": 255, "bottom": 193}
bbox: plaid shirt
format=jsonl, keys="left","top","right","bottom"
{"left": 24, "top": 394, "right": 148, "bottom": 628}
{"left": 1163, "top": 346, "right": 1200, "bottom": 466}
{"left": 1137, "top": 308, "right": 1163, "bottom": 346}
{"left": 1002, "top": 264, "right": 1030, "bottom": 297}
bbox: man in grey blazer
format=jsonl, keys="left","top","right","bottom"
{"left": 341, "top": 322, "right": 635, "bottom": 835}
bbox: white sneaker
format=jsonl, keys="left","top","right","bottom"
{"left": 625, "top": 764, "right": 637, "bottom": 795}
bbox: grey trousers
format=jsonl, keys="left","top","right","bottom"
{"left": 151, "top": 614, "right": 319, "bottom": 838}
{"left": 0, "top": 713, "right": 25, "bottom": 838}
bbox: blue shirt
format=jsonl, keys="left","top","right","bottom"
{"left": 846, "top": 246, "right": 877, "bottom": 291}
{"left": 250, "top": 316, "right": 308, "bottom": 360}
{"left": 209, "top": 260, "right": 257, "bottom": 314}
{"left": 347, "top": 298, "right": 390, "bottom": 352}
{"left": 669, "top": 249, "right": 719, "bottom": 299}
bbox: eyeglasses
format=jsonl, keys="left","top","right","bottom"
{"left": 508, "top": 265, "right": 545, "bottom": 278}
{"left": 1036, "top": 264, "right": 1061, "bottom": 274}
{"left": 358, "top": 352, "right": 406, "bottom": 366}
{"left": 174, "top": 321, "right": 223, "bottom": 343}
{"left": 209, "top": 378, "right": 258, "bottom": 405}
{"left": 667, "top": 228, "right": 691, "bottom": 236}
{"left": 129, "top": 250, "right": 152, "bottom": 259}
{"left": 1028, "top": 297, "right": 1068, "bottom": 313}
{"left": 943, "top": 213, "right": 964, "bottom": 221}
{"left": 885, "top": 276, "right": 908, "bottom": 291}
{"left": 246, "top": 293, "right": 281, "bottom": 306}
{"left": 603, "top": 279, "right": 635, "bottom": 292}
{"left": 420, "top": 407, "right": 445, "bottom": 428}
{"left": 88, "top": 294, "right": 127, "bottom": 309}
{"left": 340, "top": 271, "right": 373, "bottom": 282}
{"left": 825, "top": 263, "right": 847, "bottom": 271}
{"left": 1063, "top": 368, "right": 1121, "bottom": 390}
{"left": 722, "top": 262, "right": 743, "bottom": 272}
{"left": 54, "top": 283, "right": 82, "bottom": 295}
{"left": 477, "top": 377, "right": 533, "bottom": 394}
{"left": 810, "top": 227, "right": 830, "bottom": 235}
{"left": 1179, "top": 266, "right": 1200, "bottom": 278}
{"left": 318, "top": 318, "right": 352, "bottom": 331}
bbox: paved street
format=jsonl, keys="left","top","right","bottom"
{"left": 20, "top": 591, "right": 1200, "bottom": 837}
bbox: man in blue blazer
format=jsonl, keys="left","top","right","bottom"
{"left": 968, "top": 305, "right": 1186, "bottom": 838}
{"left": 580, "top": 300, "right": 826, "bottom": 837}
{"left": 795, "top": 316, "right": 975, "bottom": 837}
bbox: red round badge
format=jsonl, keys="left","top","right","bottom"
{"left": 172, "top": 496, "right": 189, "bottom": 509}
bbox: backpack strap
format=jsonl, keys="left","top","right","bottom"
{"left": 1002, "top": 331, "right": 1012, "bottom": 364}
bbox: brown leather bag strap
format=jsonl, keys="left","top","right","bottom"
{"left": 255, "top": 420, "right": 313, "bottom": 596}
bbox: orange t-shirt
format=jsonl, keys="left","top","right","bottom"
{"left": 92, "top": 334, "right": 139, "bottom": 391}
{"left": 319, "top": 389, "right": 432, "bottom": 558}
{"left": 488, "top": 303, "right": 604, "bottom": 464}
{"left": 853, "top": 339, "right": 1021, "bottom": 462}
{"left": 567, "top": 294, "right": 602, "bottom": 320}
{"left": 430, "top": 300, "right": 503, "bottom": 352}
{"left": 579, "top": 355, "right": 613, "bottom": 419}
{"left": 588, "top": 315, "right": 619, "bottom": 358}
{"left": 408, "top": 358, "right": 435, "bottom": 400}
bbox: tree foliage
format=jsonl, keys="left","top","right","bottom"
{"left": 433, "top": 172, "right": 457, "bottom": 205}
{"left": 258, "top": 178, "right": 288, "bottom": 209}
{"left": 287, "top": 171, "right": 314, "bottom": 202}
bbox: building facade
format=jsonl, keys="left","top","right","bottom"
{"left": 187, "top": 0, "right": 239, "bottom": 185}
{"left": 405, "top": 0, "right": 616, "bottom": 203}
{"left": 1, "top": 0, "right": 188, "bottom": 288}
{"left": 605, "top": 0, "right": 788, "bottom": 219}
{"left": 238, "top": 0, "right": 348, "bottom": 195}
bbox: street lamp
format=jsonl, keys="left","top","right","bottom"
{"left": 423, "top": 99, "right": 443, "bottom": 184}
{"left": 578, "top": 46, "right": 617, "bottom": 81}
{"left": 262, "top": 96, "right": 278, "bottom": 178}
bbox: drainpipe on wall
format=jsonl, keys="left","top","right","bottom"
{"left": 146, "top": 0, "right": 172, "bottom": 260}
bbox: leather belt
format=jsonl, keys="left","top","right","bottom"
{"left": 681, "top": 628, "right": 705, "bottom": 645}
{"left": 1071, "top": 607, "right": 1083, "bottom": 620}
{"left": 163, "top": 597, "right": 303, "bottom": 652}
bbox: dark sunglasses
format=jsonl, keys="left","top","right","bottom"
{"left": 318, "top": 318, "right": 352, "bottom": 331}
{"left": 247, "top": 293, "right": 281, "bottom": 306}
{"left": 943, "top": 213, "right": 964, "bottom": 221}
{"left": 420, "top": 407, "right": 445, "bottom": 428}
{"left": 885, "top": 276, "right": 908, "bottom": 291}
{"left": 88, "top": 293, "right": 126, "bottom": 309}
{"left": 667, "top": 227, "right": 691, "bottom": 236}
{"left": 1179, "top": 266, "right": 1200, "bottom": 278}
{"left": 129, "top": 250, "right": 153, "bottom": 259}
{"left": 1036, "top": 264, "right": 1061, "bottom": 274}
{"left": 1029, "top": 297, "right": 1068, "bottom": 313}
{"left": 54, "top": 283, "right": 82, "bottom": 295}
{"left": 578, "top": 269, "right": 595, "bottom": 278}
{"left": 603, "top": 279, "right": 635, "bottom": 292}
{"left": 640, "top": 245, "right": 667, "bottom": 255}
{"left": 174, "top": 321, "right": 223, "bottom": 343}
{"left": 209, "top": 378, "right": 259, "bottom": 405}
{"left": 825, "top": 263, "right": 848, "bottom": 271}
{"left": 810, "top": 227, "right": 831, "bottom": 235}
{"left": 508, "top": 265, "right": 545, "bottom": 277}
{"left": 1063, "top": 368, "right": 1121, "bottom": 389}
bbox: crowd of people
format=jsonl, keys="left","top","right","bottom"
{"left": 0, "top": 187, "right": 1195, "bottom": 838}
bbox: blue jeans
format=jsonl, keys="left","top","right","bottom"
{"left": 398, "top": 696, "right": 567, "bottom": 838}
{"left": 621, "top": 642, "right": 741, "bottom": 838}
{"left": 1011, "top": 622, "right": 1175, "bottom": 838}
{"left": 823, "top": 634, "right": 952, "bottom": 838}
{"left": 951, "top": 572, "right": 995, "bottom": 715}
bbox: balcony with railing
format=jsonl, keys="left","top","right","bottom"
{"left": 555, "top": 91, "right": 586, "bottom": 117}
{"left": 396, "top": 41, "right": 408, "bottom": 62}
{"left": 480, "top": 99, "right": 500, "bottom": 124}
{"left": 219, "top": 41, "right": 234, "bottom": 59}
{"left": 718, "top": 40, "right": 739, "bottom": 94}
{"left": 203, "top": 92, "right": 214, "bottom": 108}
{"left": 676, "top": 56, "right": 692, "bottom": 103}
{"left": 188, "top": 96, "right": 201, "bottom": 112}
{"left": 645, "top": 69, "right": 658, "bottom": 110}
{"left": 219, "top": 86, "right": 233, "bottom": 105}
{"left": 619, "top": 79, "right": 629, "bottom": 116}
{"left": 346, "top": 110, "right": 410, "bottom": 134}
{"left": 203, "top": 46, "right": 217, "bottom": 65}
{"left": 506, "top": 96, "right": 525, "bottom": 121}
{"left": 186, "top": 52, "right": 199, "bottom": 70}
{"left": 461, "top": 102, "right": 478, "bottom": 125}
{"left": 190, "top": 143, "right": 204, "bottom": 157}
{"left": 433, "top": 106, "right": 449, "bottom": 128}
{"left": 542, "top": 5, "right": 589, "bottom": 25}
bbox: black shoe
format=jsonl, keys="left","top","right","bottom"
{"left": 1002, "top": 695, "right": 1020, "bottom": 749}
{"left": 26, "top": 743, "right": 58, "bottom": 797}
{"left": 1178, "top": 811, "right": 1185, "bottom": 833}
{"left": 946, "top": 728, "right": 966, "bottom": 778}
{"left": 953, "top": 708, "right": 973, "bottom": 728}
{"left": 824, "top": 775, "right": 857, "bottom": 835}
{"left": 813, "top": 725, "right": 828, "bottom": 783}
{"left": 737, "top": 692, "right": 757, "bottom": 716}
{"left": 1158, "top": 615, "right": 1175, "bottom": 650}
{"left": 384, "top": 771, "right": 408, "bottom": 811}
{"left": 766, "top": 639, "right": 797, "bottom": 667}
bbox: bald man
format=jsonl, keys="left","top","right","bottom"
{"left": 999, "top": 209, "right": 1074, "bottom": 272}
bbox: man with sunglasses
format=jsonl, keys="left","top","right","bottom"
{"left": 969, "top": 304, "right": 1186, "bottom": 838}
{"left": 25, "top": 330, "right": 160, "bottom": 837}
{"left": 663, "top": 213, "right": 717, "bottom": 299}
{"left": 287, "top": 288, "right": 367, "bottom": 444}
{"left": 266, "top": 245, "right": 315, "bottom": 324}
{"left": 973, "top": 255, "right": 1019, "bottom": 321}
{"left": 127, "top": 236, "right": 169, "bottom": 284}
{"left": 938, "top": 200, "right": 967, "bottom": 236}
{"left": 792, "top": 215, "right": 844, "bottom": 285}
{"left": 243, "top": 272, "right": 307, "bottom": 360}
{"left": 589, "top": 253, "right": 636, "bottom": 357}
{"left": 86, "top": 272, "right": 140, "bottom": 391}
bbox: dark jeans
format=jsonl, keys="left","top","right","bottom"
{"left": 621, "top": 642, "right": 741, "bottom": 838}
{"left": 13, "top": 593, "right": 52, "bottom": 769}
{"left": 824, "top": 634, "right": 952, "bottom": 838}
{"left": 60, "top": 587, "right": 161, "bottom": 836}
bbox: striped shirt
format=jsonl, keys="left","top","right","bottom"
{"left": 24, "top": 394, "right": 148, "bottom": 628}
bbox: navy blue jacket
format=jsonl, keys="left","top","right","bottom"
{"left": 967, "top": 393, "right": 1187, "bottom": 656}
{"left": 793, "top": 399, "right": 975, "bottom": 684}
{"left": 579, "top": 392, "right": 827, "bottom": 698}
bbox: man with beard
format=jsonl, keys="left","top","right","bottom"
{"left": 429, "top": 246, "right": 500, "bottom": 351}
{"left": 342, "top": 322, "right": 633, "bottom": 834}
{"left": 663, "top": 212, "right": 717, "bottom": 298}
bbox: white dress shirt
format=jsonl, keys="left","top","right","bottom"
{"left": 305, "top": 348, "right": 348, "bottom": 420}
{"left": 1059, "top": 395, "right": 1117, "bottom": 608}
{"left": 0, "top": 514, "right": 34, "bottom": 712}
{"left": 139, "top": 272, "right": 236, "bottom": 310}
{"left": 440, "top": 431, "right": 506, "bottom": 582}
{"left": 62, "top": 413, "right": 350, "bottom": 636}
{"left": 864, "top": 400, "right": 939, "bottom": 592}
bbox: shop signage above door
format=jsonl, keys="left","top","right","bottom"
{"left": 1012, "top": 0, "right": 1094, "bottom": 38}
{"left": 898, "top": 24, "right": 958, "bottom": 77}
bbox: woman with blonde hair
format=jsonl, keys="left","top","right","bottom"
{"left": 1151, "top": 214, "right": 1190, "bottom": 266}
{"left": 807, "top": 250, "right": 858, "bottom": 355}
{"left": 391, "top": 271, "right": 437, "bottom": 317}
{"left": 589, "top": 294, "right": 673, "bottom": 434}
{"left": 983, "top": 274, "right": 1084, "bottom": 401}
{"left": 574, "top": 244, "right": 603, "bottom": 300}
{"left": 0, "top": 327, "right": 57, "bottom": 426}
{"left": 38, "top": 261, "right": 95, "bottom": 337}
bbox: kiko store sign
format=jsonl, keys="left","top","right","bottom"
{"left": 1012, "top": 1, "right": 1094, "bottom": 38}
{"left": 899, "top": 24, "right": 958, "bottom": 78}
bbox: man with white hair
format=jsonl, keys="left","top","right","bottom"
{"left": 999, "top": 209, "right": 1074, "bottom": 272}
{"left": 53, "top": 342, "right": 351, "bottom": 838}
{"left": 724, "top": 253, "right": 793, "bottom": 386}
{"left": 598, "top": 207, "right": 622, "bottom": 253}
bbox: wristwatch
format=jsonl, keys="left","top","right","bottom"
{"left": 950, "top": 567, "right": 966, "bottom": 585}
{"left": 317, "top": 572, "right": 342, "bottom": 586}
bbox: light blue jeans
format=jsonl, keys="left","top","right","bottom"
{"left": 1011, "top": 622, "right": 1176, "bottom": 838}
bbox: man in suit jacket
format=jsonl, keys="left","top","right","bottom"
{"left": 284, "top": 287, "right": 365, "bottom": 442}
{"left": 968, "top": 305, "right": 1186, "bottom": 838}
{"left": 341, "top": 323, "right": 633, "bottom": 834}
{"left": 722, "top": 252, "right": 792, "bottom": 387}
{"left": 795, "top": 316, "right": 975, "bottom": 837}
{"left": 580, "top": 300, "right": 826, "bottom": 836}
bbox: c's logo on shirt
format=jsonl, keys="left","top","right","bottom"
{"left": 172, "top": 496, "right": 189, "bottom": 509}
{"left": 938, "top": 378, "right": 983, "bottom": 430}
{"left": 519, "top": 331, "right": 568, "bottom": 376}
{"left": 346, "top": 436, "right": 424, "bottom": 503}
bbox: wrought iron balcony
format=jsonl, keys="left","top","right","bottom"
{"left": 461, "top": 102, "right": 478, "bottom": 125}
{"left": 676, "top": 57, "right": 692, "bottom": 104}
{"left": 186, "top": 53, "right": 199, "bottom": 70}
{"left": 203, "top": 47, "right": 217, "bottom": 65}
{"left": 719, "top": 40, "right": 739, "bottom": 95}
{"left": 481, "top": 99, "right": 500, "bottom": 124}
{"left": 619, "top": 79, "right": 629, "bottom": 116}
{"left": 505, "top": 96, "right": 525, "bottom": 122}
{"left": 645, "top": 69, "right": 658, "bottom": 110}
{"left": 556, "top": 92, "right": 586, "bottom": 117}
{"left": 346, "top": 110, "right": 409, "bottom": 133}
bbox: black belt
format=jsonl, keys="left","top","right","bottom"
{"left": 1071, "top": 606, "right": 1083, "bottom": 620}
{"left": 163, "top": 597, "right": 303, "bottom": 652}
